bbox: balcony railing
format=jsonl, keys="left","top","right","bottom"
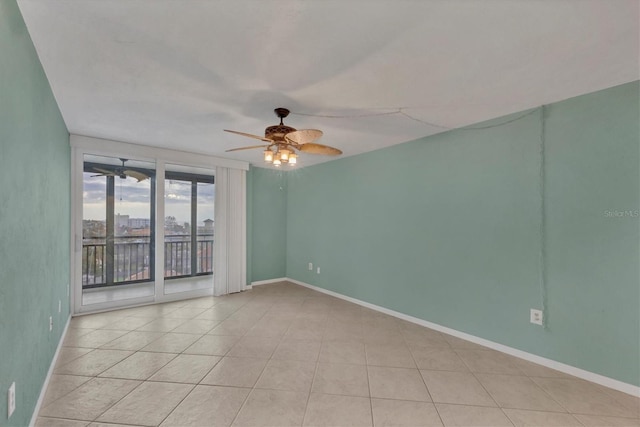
{"left": 82, "top": 234, "right": 213, "bottom": 289}
{"left": 164, "top": 234, "right": 214, "bottom": 279}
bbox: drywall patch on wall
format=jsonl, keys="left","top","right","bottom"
{"left": 0, "top": 1, "right": 70, "bottom": 425}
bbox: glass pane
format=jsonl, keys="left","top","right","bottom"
{"left": 82, "top": 154, "right": 155, "bottom": 307}
{"left": 114, "top": 172, "right": 153, "bottom": 283}
{"left": 164, "top": 179, "right": 192, "bottom": 278}
{"left": 163, "top": 164, "right": 215, "bottom": 295}
{"left": 197, "top": 182, "right": 214, "bottom": 274}
{"left": 82, "top": 173, "right": 106, "bottom": 287}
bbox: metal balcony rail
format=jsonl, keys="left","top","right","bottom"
{"left": 82, "top": 234, "right": 213, "bottom": 288}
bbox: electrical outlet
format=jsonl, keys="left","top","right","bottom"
{"left": 530, "top": 309, "right": 543, "bottom": 325}
{"left": 58, "top": 300, "right": 61, "bottom": 313}
{"left": 308, "top": 262, "right": 313, "bottom": 271}
{"left": 8, "top": 382, "right": 15, "bottom": 419}
{"left": 316, "top": 267, "right": 321, "bottom": 274}
{"left": 49, "top": 316, "right": 53, "bottom": 332}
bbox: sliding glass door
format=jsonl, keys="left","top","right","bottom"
{"left": 74, "top": 151, "right": 218, "bottom": 313}
{"left": 70, "top": 131, "right": 253, "bottom": 314}
{"left": 163, "top": 164, "right": 215, "bottom": 296}
{"left": 81, "top": 154, "right": 156, "bottom": 307}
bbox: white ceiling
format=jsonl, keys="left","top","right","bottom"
{"left": 18, "top": 0, "right": 639, "bottom": 168}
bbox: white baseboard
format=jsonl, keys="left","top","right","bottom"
{"left": 286, "top": 277, "right": 640, "bottom": 397}
{"left": 29, "top": 314, "right": 72, "bottom": 426}
{"left": 251, "top": 277, "right": 288, "bottom": 287}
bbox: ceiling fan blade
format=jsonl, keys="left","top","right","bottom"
{"left": 285, "top": 129, "right": 323, "bottom": 144}
{"left": 93, "top": 167, "right": 116, "bottom": 176}
{"left": 123, "top": 170, "right": 149, "bottom": 182}
{"left": 225, "top": 144, "right": 270, "bottom": 152}
{"left": 298, "top": 143, "right": 343, "bottom": 156}
{"left": 224, "top": 129, "right": 272, "bottom": 142}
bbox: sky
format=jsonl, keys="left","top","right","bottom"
{"left": 83, "top": 173, "right": 214, "bottom": 224}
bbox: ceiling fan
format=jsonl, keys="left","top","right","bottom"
{"left": 224, "top": 108, "right": 342, "bottom": 166}
{"left": 91, "top": 158, "right": 150, "bottom": 182}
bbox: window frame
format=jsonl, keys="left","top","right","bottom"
{"left": 70, "top": 134, "right": 248, "bottom": 314}
{"left": 81, "top": 160, "right": 157, "bottom": 289}
{"left": 164, "top": 170, "right": 215, "bottom": 280}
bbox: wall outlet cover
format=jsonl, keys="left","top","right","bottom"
{"left": 530, "top": 308, "right": 543, "bottom": 325}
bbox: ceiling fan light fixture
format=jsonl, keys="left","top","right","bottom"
{"left": 264, "top": 150, "right": 274, "bottom": 162}
{"left": 224, "top": 107, "right": 342, "bottom": 166}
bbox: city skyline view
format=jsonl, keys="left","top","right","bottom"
{"left": 83, "top": 173, "right": 214, "bottom": 225}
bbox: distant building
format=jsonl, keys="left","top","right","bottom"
{"left": 203, "top": 219, "right": 214, "bottom": 230}
{"left": 115, "top": 214, "right": 129, "bottom": 228}
{"left": 128, "top": 218, "right": 151, "bottom": 228}
{"left": 127, "top": 228, "right": 151, "bottom": 237}
{"left": 82, "top": 219, "right": 106, "bottom": 238}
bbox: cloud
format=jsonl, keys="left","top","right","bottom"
{"left": 82, "top": 173, "right": 214, "bottom": 223}
{"left": 83, "top": 173, "right": 153, "bottom": 204}
{"left": 116, "top": 185, "right": 151, "bottom": 203}
{"left": 83, "top": 178, "right": 106, "bottom": 203}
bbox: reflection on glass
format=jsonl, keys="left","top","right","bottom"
{"left": 197, "top": 182, "right": 215, "bottom": 274}
{"left": 164, "top": 169, "right": 214, "bottom": 279}
{"left": 164, "top": 179, "right": 192, "bottom": 278}
{"left": 81, "top": 155, "right": 155, "bottom": 294}
{"left": 82, "top": 172, "right": 106, "bottom": 286}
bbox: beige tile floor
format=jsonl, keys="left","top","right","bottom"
{"left": 37, "top": 282, "right": 639, "bottom": 427}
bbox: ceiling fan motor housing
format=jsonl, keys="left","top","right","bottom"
{"left": 265, "top": 124, "right": 296, "bottom": 141}
{"left": 265, "top": 108, "right": 296, "bottom": 141}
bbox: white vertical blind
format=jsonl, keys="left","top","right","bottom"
{"left": 214, "top": 166, "right": 247, "bottom": 295}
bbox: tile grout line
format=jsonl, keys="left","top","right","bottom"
{"left": 295, "top": 295, "right": 327, "bottom": 427}
{"left": 227, "top": 292, "right": 289, "bottom": 427}
{"left": 364, "top": 347, "right": 375, "bottom": 427}
{"left": 194, "top": 323, "right": 249, "bottom": 427}
{"left": 500, "top": 407, "right": 588, "bottom": 427}
{"left": 87, "top": 376, "right": 145, "bottom": 424}
{"left": 452, "top": 347, "right": 554, "bottom": 417}
{"left": 402, "top": 325, "right": 447, "bottom": 427}
{"left": 89, "top": 308, "right": 200, "bottom": 426}
{"left": 154, "top": 382, "right": 197, "bottom": 427}
{"left": 303, "top": 350, "right": 322, "bottom": 426}
{"left": 47, "top": 295, "right": 237, "bottom": 425}
{"left": 41, "top": 284, "right": 638, "bottom": 425}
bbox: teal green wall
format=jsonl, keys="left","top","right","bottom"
{"left": 0, "top": 1, "right": 71, "bottom": 425}
{"left": 248, "top": 166, "right": 287, "bottom": 282}
{"left": 544, "top": 83, "right": 639, "bottom": 386}
{"left": 285, "top": 82, "right": 639, "bottom": 386}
